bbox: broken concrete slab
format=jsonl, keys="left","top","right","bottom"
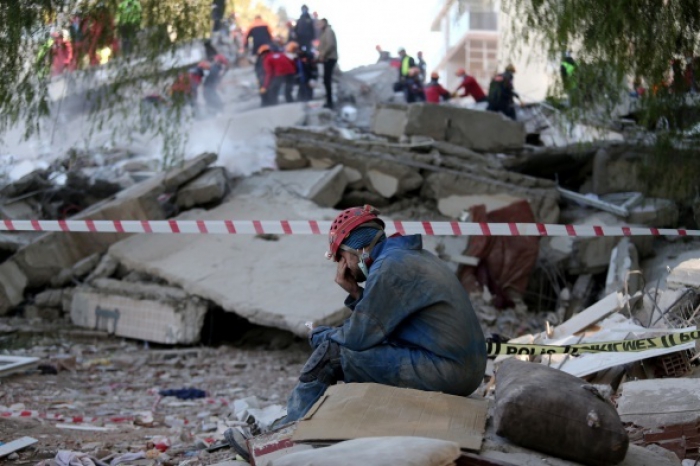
{"left": 423, "top": 172, "right": 559, "bottom": 224}
{"left": 617, "top": 379, "right": 700, "bottom": 429}
{"left": 371, "top": 103, "right": 409, "bottom": 139}
{"left": 276, "top": 147, "right": 309, "bottom": 170}
{"left": 550, "top": 292, "right": 623, "bottom": 339}
{"left": 108, "top": 174, "right": 350, "bottom": 337}
{"left": 71, "top": 279, "right": 207, "bottom": 344}
{"left": 85, "top": 254, "right": 119, "bottom": 282}
{"left": 34, "top": 289, "right": 64, "bottom": 308}
{"left": 403, "top": 104, "right": 526, "bottom": 152}
{"left": 163, "top": 152, "right": 218, "bottom": 191}
{"left": 0, "top": 153, "right": 216, "bottom": 314}
{"left": 265, "top": 167, "right": 349, "bottom": 208}
{"left": 175, "top": 166, "right": 229, "bottom": 210}
{"left": 0, "top": 260, "right": 28, "bottom": 314}
{"left": 366, "top": 160, "right": 423, "bottom": 199}
{"left": 667, "top": 259, "right": 700, "bottom": 290}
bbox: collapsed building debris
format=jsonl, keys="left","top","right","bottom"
{"left": 274, "top": 126, "right": 560, "bottom": 224}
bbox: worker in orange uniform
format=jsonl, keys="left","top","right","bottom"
{"left": 453, "top": 68, "right": 487, "bottom": 103}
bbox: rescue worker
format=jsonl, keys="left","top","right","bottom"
{"left": 245, "top": 15, "right": 272, "bottom": 56}
{"left": 560, "top": 52, "right": 577, "bottom": 91}
{"left": 255, "top": 44, "right": 271, "bottom": 106}
{"left": 403, "top": 67, "right": 426, "bottom": 103}
{"left": 397, "top": 47, "right": 415, "bottom": 82}
{"left": 202, "top": 54, "right": 229, "bottom": 113}
{"left": 375, "top": 45, "right": 391, "bottom": 63}
{"left": 425, "top": 72, "right": 451, "bottom": 104}
{"left": 294, "top": 5, "right": 316, "bottom": 51}
{"left": 262, "top": 48, "right": 297, "bottom": 106}
{"left": 280, "top": 205, "right": 487, "bottom": 422}
{"left": 453, "top": 68, "right": 486, "bottom": 103}
{"left": 416, "top": 51, "right": 427, "bottom": 83}
{"left": 116, "top": 0, "right": 141, "bottom": 55}
{"left": 317, "top": 18, "right": 338, "bottom": 109}
{"left": 487, "top": 64, "right": 520, "bottom": 120}
{"left": 288, "top": 41, "right": 318, "bottom": 102}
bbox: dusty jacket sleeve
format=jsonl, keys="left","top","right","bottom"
{"left": 263, "top": 56, "right": 273, "bottom": 88}
{"left": 329, "top": 257, "right": 422, "bottom": 351}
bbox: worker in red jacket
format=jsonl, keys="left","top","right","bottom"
{"left": 453, "top": 68, "right": 486, "bottom": 103}
{"left": 261, "top": 50, "right": 297, "bottom": 106}
{"left": 424, "top": 72, "right": 451, "bottom": 104}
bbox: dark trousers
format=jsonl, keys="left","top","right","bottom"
{"left": 283, "top": 74, "right": 295, "bottom": 103}
{"left": 323, "top": 59, "right": 337, "bottom": 108}
{"left": 298, "top": 81, "right": 313, "bottom": 102}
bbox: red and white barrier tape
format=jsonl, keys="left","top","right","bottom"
{"left": 1, "top": 219, "right": 698, "bottom": 237}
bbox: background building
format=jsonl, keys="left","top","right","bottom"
{"left": 431, "top": 0, "right": 553, "bottom": 101}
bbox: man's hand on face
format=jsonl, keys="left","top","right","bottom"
{"left": 335, "top": 257, "right": 361, "bottom": 300}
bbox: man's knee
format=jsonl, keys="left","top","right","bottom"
{"left": 299, "top": 340, "right": 343, "bottom": 385}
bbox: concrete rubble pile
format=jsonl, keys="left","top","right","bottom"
{"left": 3, "top": 60, "right": 700, "bottom": 466}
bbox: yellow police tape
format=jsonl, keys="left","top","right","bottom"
{"left": 486, "top": 329, "right": 700, "bottom": 356}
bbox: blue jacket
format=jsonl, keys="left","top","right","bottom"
{"left": 311, "top": 234, "right": 486, "bottom": 396}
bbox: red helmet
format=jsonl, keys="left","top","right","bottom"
{"left": 326, "top": 205, "right": 385, "bottom": 261}
{"left": 455, "top": 68, "right": 466, "bottom": 77}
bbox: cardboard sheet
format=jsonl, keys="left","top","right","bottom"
{"left": 292, "top": 383, "right": 488, "bottom": 451}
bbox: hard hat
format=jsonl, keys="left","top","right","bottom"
{"left": 285, "top": 41, "right": 299, "bottom": 53}
{"left": 430, "top": 72, "right": 439, "bottom": 80}
{"left": 505, "top": 64, "right": 516, "bottom": 73}
{"left": 455, "top": 68, "right": 466, "bottom": 76}
{"left": 398, "top": 47, "right": 406, "bottom": 54}
{"left": 257, "top": 44, "right": 271, "bottom": 55}
{"left": 213, "top": 54, "right": 229, "bottom": 66}
{"left": 326, "top": 205, "right": 385, "bottom": 261}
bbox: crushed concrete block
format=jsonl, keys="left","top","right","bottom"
{"left": 404, "top": 104, "right": 525, "bottom": 152}
{"left": 71, "top": 279, "right": 207, "bottom": 344}
{"left": 34, "top": 289, "right": 64, "bottom": 308}
{"left": 0, "top": 260, "right": 28, "bottom": 315}
{"left": 550, "top": 211, "right": 653, "bottom": 274}
{"left": 604, "top": 238, "right": 640, "bottom": 295}
{"left": 617, "top": 379, "right": 700, "bottom": 430}
{"left": 306, "top": 165, "right": 347, "bottom": 207}
{"left": 266, "top": 167, "right": 348, "bottom": 208}
{"left": 86, "top": 254, "right": 119, "bottom": 282}
{"left": 626, "top": 198, "right": 679, "bottom": 227}
{"left": 72, "top": 253, "right": 101, "bottom": 278}
{"left": 163, "top": 152, "right": 218, "bottom": 191}
{"left": 667, "top": 259, "right": 700, "bottom": 289}
{"left": 176, "top": 167, "right": 229, "bottom": 210}
{"left": 50, "top": 269, "right": 74, "bottom": 288}
{"left": 275, "top": 147, "right": 309, "bottom": 170}
{"left": 339, "top": 190, "right": 391, "bottom": 208}
{"left": 108, "top": 174, "right": 351, "bottom": 337}
{"left": 366, "top": 160, "right": 423, "bottom": 199}
{"left": 371, "top": 103, "right": 409, "bottom": 139}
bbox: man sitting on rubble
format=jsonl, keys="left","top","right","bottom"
{"left": 282, "top": 205, "right": 487, "bottom": 422}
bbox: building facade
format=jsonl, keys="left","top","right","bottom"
{"left": 431, "top": 0, "right": 552, "bottom": 101}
